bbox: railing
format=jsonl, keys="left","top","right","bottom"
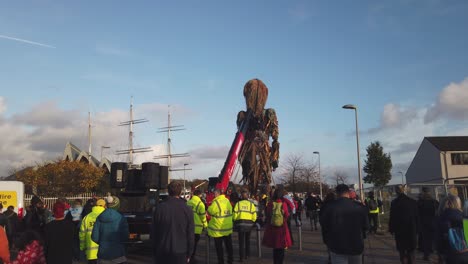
{"left": 24, "top": 193, "right": 100, "bottom": 209}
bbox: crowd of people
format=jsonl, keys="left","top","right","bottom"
{"left": 1, "top": 183, "right": 468, "bottom": 264}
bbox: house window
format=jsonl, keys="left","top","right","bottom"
{"left": 451, "top": 153, "right": 468, "bottom": 165}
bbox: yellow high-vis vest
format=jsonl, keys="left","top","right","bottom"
{"left": 79, "top": 206, "right": 105, "bottom": 260}
{"left": 233, "top": 200, "right": 257, "bottom": 222}
{"left": 207, "top": 194, "right": 233, "bottom": 238}
{"left": 187, "top": 195, "right": 208, "bottom": 235}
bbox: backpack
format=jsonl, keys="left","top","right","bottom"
{"left": 368, "top": 199, "right": 378, "bottom": 211}
{"left": 448, "top": 227, "right": 468, "bottom": 253}
{"left": 271, "top": 202, "right": 284, "bottom": 227}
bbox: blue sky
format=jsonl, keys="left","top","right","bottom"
{"left": 1, "top": 1, "right": 468, "bottom": 185}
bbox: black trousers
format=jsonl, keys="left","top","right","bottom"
{"left": 192, "top": 234, "right": 201, "bottom": 259}
{"left": 273, "top": 248, "right": 285, "bottom": 264}
{"left": 368, "top": 213, "right": 378, "bottom": 233}
{"left": 286, "top": 217, "right": 294, "bottom": 244}
{"left": 88, "top": 260, "right": 98, "bottom": 264}
{"left": 420, "top": 229, "right": 434, "bottom": 258}
{"left": 309, "top": 210, "right": 319, "bottom": 230}
{"left": 154, "top": 253, "right": 187, "bottom": 264}
{"left": 213, "top": 235, "right": 233, "bottom": 264}
{"left": 238, "top": 231, "right": 251, "bottom": 260}
{"left": 398, "top": 249, "right": 415, "bottom": 264}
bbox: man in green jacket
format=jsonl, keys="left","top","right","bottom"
{"left": 208, "top": 189, "right": 233, "bottom": 264}
{"left": 80, "top": 199, "right": 106, "bottom": 264}
{"left": 187, "top": 189, "right": 207, "bottom": 263}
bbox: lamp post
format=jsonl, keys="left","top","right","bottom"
{"left": 100, "top": 146, "right": 111, "bottom": 160}
{"left": 313, "top": 151, "right": 323, "bottom": 199}
{"left": 342, "top": 104, "right": 364, "bottom": 202}
{"left": 398, "top": 171, "right": 405, "bottom": 185}
{"left": 183, "top": 163, "right": 189, "bottom": 196}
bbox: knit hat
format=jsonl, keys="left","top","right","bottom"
{"left": 53, "top": 202, "right": 66, "bottom": 218}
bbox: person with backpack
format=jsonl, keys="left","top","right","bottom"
{"left": 417, "top": 187, "right": 439, "bottom": 261}
{"left": 262, "top": 186, "right": 292, "bottom": 264}
{"left": 365, "top": 191, "right": 382, "bottom": 234}
{"left": 435, "top": 194, "right": 468, "bottom": 263}
{"left": 320, "top": 184, "right": 369, "bottom": 264}
{"left": 389, "top": 185, "right": 419, "bottom": 264}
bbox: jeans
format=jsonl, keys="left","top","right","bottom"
{"left": 330, "top": 252, "right": 362, "bottom": 264}
{"left": 368, "top": 214, "right": 378, "bottom": 233}
{"left": 238, "top": 231, "right": 251, "bottom": 260}
{"left": 308, "top": 210, "right": 319, "bottom": 230}
{"left": 213, "top": 235, "right": 233, "bottom": 264}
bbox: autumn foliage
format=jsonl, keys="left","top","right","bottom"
{"left": 16, "top": 160, "right": 106, "bottom": 196}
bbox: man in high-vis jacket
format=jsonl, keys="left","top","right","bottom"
{"left": 79, "top": 199, "right": 106, "bottom": 264}
{"left": 187, "top": 189, "right": 207, "bottom": 264}
{"left": 208, "top": 189, "right": 233, "bottom": 264}
{"left": 233, "top": 190, "right": 257, "bottom": 262}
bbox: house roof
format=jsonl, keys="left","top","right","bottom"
{"left": 425, "top": 136, "right": 468, "bottom": 151}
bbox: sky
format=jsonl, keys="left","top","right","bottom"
{"left": 1, "top": 0, "right": 468, "bottom": 187}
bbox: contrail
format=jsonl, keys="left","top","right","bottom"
{"left": 0, "top": 34, "right": 56, "bottom": 49}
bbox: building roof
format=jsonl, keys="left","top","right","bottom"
{"left": 426, "top": 136, "right": 468, "bottom": 151}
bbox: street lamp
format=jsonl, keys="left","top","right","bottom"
{"left": 342, "top": 104, "right": 364, "bottom": 202}
{"left": 398, "top": 171, "right": 405, "bottom": 185}
{"left": 313, "top": 151, "right": 323, "bottom": 199}
{"left": 100, "top": 146, "right": 111, "bottom": 160}
{"left": 183, "top": 163, "right": 189, "bottom": 196}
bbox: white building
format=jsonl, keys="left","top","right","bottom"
{"left": 406, "top": 136, "right": 468, "bottom": 184}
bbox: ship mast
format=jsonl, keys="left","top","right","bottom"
{"left": 116, "top": 97, "right": 152, "bottom": 166}
{"left": 154, "top": 105, "right": 189, "bottom": 181}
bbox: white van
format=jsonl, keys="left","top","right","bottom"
{"left": 0, "top": 181, "right": 25, "bottom": 218}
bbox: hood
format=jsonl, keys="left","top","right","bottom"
{"left": 98, "top": 208, "right": 122, "bottom": 223}
{"left": 91, "top": 205, "right": 105, "bottom": 215}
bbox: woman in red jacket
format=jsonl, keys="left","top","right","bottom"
{"left": 262, "top": 187, "right": 292, "bottom": 264}
{"left": 0, "top": 217, "right": 10, "bottom": 264}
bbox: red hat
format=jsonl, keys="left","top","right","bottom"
{"left": 349, "top": 190, "right": 357, "bottom": 200}
{"left": 53, "top": 202, "right": 66, "bottom": 218}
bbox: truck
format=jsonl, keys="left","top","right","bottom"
{"left": 0, "top": 180, "right": 25, "bottom": 218}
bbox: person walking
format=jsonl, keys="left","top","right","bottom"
{"left": 91, "top": 198, "right": 129, "bottom": 264}
{"left": 79, "top": 199, "right": 107, "bottom": 264}
{"left": 417, "top": 187, "right": 439, "bottom": 261}
{"left": 207, "top": 189, "right": 234, "bottom": 264}
{"left": 320, "top": 184, "right": 369, "bottom": 264}
{"left": 262, "top": 186, "right": 292, "bottom": 264}
{"left": 305, "top": 193, "right": 322, "bottom": 231}
{"left": 365, "top": 191, "right": 382, "bottom": 234}
{"left": 44, "top": 201, "right": 75, "bottom": 264}
{"left": 153, "top": 182, "right": 195, "bottom": 264}
{"left": 186, "top": 189, "right": 207, "bottom": 264}
{"left": 282, "top": 190, "right": 295, "bottom": 244}
{"left": 233, "top": 190, "right": 257, "bottom": 262}
{"left": 11, "top": 231, "right": 46, "bottom": 264}
{"left": 389, "top": 185, "right": 419, "bottom": 264}
{"left": 435, "top": 194, "right": 468, "bottom": 263}
{"left": 67, "top": 199, "right": 84, "bottom": 261}
{"left": 319, "top": 192, "right": 336, "bottom": 264}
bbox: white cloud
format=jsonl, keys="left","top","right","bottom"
{"left": 0, "top": 34, "right": 56, "bottom": 49}
{"left": 0, "top": 100, "right": 190, "bottom": 178}
{"left": 425, "top": 77, "right": 468, "bottom": 123}
{"left": 0, "top": 97, "right": 6, "bottom": 115}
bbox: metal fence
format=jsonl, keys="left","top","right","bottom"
{"left": 24, "top": 193, "right": 100, "bottom": 209}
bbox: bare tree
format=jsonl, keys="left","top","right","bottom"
{"left": 300, "top": 164, "right": 318, "bottom": 192}
{"left": 280, "top": 153, "right": 305, "bottom": 194}
{"left": 331, "top": 170, "right": 349, "bottom": 185}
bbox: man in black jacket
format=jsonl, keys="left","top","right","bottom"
{"left": 153, "top": 181, "right": 195, "bottom": 264}
{"left": 389, "top": 185, "right": 419, "bottom": 264}
{"left": 320, "top": 184, "right": 369, "bottom": 264}
{"left": 417, "top": 187, "right": 438, "bottom": 261}
{"left": 305, "top": 193, "right": 322, "bottom": 231}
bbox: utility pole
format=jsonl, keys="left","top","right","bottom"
{"left": 116, "top": 97, "right": 152, "bottom": 166}
{"left": 88, "top": 112, "right": 92, "bottom": 164}
{"left": 154, "top": 105, "right": 189, "bottom": 181}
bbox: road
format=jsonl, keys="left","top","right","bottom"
{"left": 124, "top": 219, "right": 439, "bottom": 264}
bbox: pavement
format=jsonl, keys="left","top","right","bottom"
{"left": 122, "top": 218, "right": 440, "bottom": 264}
